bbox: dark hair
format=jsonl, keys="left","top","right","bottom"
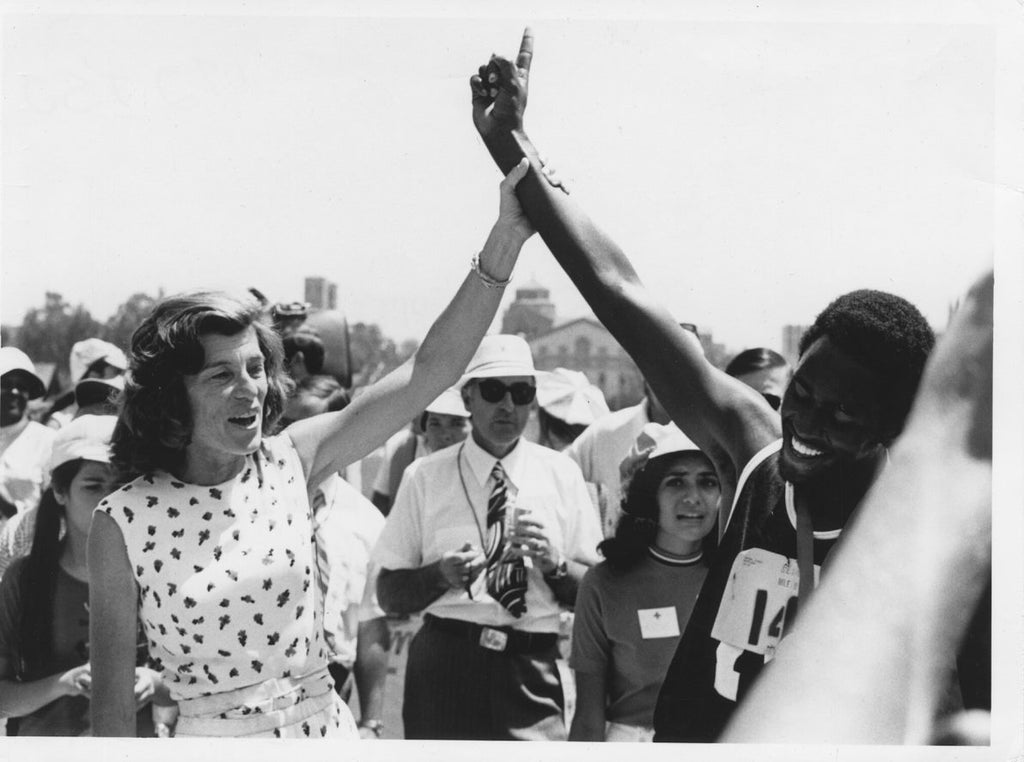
{"left": 537, "top": 407, "right": 588, "bottom": 449}
{"left": 111, "top": 291, "right": 292, "bottom": 480}
{"left": 283, "top": 330, "right": 326, "bottom": 375}
{"left": 798, "top": 290, "right": 935, "bottom": 436}
{"left": 294, "top": 373, "right": 342, "bottom": 401}
{"left": 16, "top": 459, "right": 82, "bottom": 680}
{"left": 725, "top": 347, "right": 789, "bottom": 378}
{"left": 598, "top": 452, "right": 718, "bottom": 571}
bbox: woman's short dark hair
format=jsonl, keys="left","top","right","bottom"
{"left": 598, "top": 451, "right": 718, "bottom": 571}
{"left": 798, "top": 289, "right": 935, "bottom": 437}
{"left": 725, "top": 347, "right": 789, "bottom": 378}
{"left": 111, "top": 291, "right": 291, "bottom": 480}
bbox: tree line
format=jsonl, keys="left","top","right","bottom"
{"left": 2, "top": 291, "right": 412, "bottom": 391}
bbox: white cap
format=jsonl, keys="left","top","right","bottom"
{"left": 0, "top": 347, "right": 46, "bottom": 399}
{"left": 48, "top": 414, "right": 116, "bottom": 472}
{"left": 424, "top": 386, "right": 469, "bottom": 418}
{"left": 75, "top": 374, "right": 126, "bottom": 408}
{"left": 69, "top": 339, "right": 128, "bottom": 386}
{"left": 619, "top": 422, "right": 704, "bottom": 491}
{"left": 460, "top": 335, "right": 537, "bottom": 384}
{"left": 535, "top": 368, "right": 609, "bottom": 426}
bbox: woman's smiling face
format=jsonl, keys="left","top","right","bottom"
{"left": 182, "top": 327, "right": 269, "bottom": 483}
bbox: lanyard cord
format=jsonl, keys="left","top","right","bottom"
{"left": 456, "top": 442, "right": 488, "bottom": 552}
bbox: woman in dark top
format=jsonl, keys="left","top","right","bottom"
{"left": 0, "top": 415, "right": 161, "bottom": 736}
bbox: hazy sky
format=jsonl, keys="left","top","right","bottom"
{"left": 2, "top": 1, "right": 1017, "bottom": 355}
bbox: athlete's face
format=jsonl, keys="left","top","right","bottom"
{"left": 778, "top": 336, "right": 889, "bottom": 483}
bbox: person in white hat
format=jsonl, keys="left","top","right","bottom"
{"left": 534, "top": 367, "right": 609, "bottom": 452}
{"left": 0, "top": 347, "right": 56, "bottom": 522}
{"left": 373, "top": 333, "right": 602, "bottom": 740}
{"left": 370, "top": 385, "right": 470, "bottom": 514}
{"left": 0, "top": 415, "right": 167, "bottom": 736}
{"left": 43, "top": 339, "right": 128, "bottom": 430}
{"left": 569, "top": 422, "right": 720, "bottom": 742}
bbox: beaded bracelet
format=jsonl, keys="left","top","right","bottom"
{"left": 471, "top": 252, "right": 513, "bottom": 289}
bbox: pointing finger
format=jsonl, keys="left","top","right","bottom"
{"left": 517, "top": 27, "right": 534, "bottom": 76}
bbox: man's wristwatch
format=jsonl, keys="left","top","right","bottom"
{"left": 359, "top": 719, "right": 384, "bottom": 738}
{"left": 544, "top": 558, "right": 569, "bottom": 580}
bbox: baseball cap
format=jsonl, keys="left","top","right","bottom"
{"left": 619, "top": 422, "right": 704, "bottom": 492}
{"left": 69, "top": 339, "right": 128, "bottom": 386}
{"left": 535, "top": 368, "right": 609, "bottom": 426}
{"left": 0, "top": 347, "right": 46, "bottom": 400}
{"left": 48, "top": 414, "right": 117, "bottom": 472}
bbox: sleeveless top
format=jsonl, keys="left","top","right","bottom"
{"left": 652, "top": 440, "right": 841, "bottom": 742}
{"left": 98, "top": 434, "right": 329, "bottom": 702}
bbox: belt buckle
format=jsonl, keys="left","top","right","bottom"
{"left": 479, "top": 627, "right": 508, "bottom": 652}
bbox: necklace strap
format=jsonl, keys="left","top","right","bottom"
{"left": 456, "top": 443, "right": 487, "bottom": 551}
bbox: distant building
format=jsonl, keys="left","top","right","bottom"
{"left": 781, "top": 324, "right": 810, "bottom": 366}
{"left": 305, "top": 276, "right": 338, "bottom": 310}
{"left": 528, "top": 318, "right": 644, "bottom": 410}
{"left": 501, "top": 278, "right": 555, "bottom": 340}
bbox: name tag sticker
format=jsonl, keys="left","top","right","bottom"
{"left": 637, "top": 607, "right": 680, "bottom": 639}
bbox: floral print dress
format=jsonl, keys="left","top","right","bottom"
{"left": 98, "top": 434, "right": 356, "bottom": 738}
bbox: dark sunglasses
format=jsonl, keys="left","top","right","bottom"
{"left": 476, "top": 379, "right": 536, "bottom": 405}
{"left": 762, "top": 393, "right": 782, "bottom": 411}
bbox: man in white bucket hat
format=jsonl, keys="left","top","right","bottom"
{"left": 373, "top": 334, "right": 601, "bottom": 740}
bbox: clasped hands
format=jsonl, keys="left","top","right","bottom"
{"left": 470, "top": 27, "right": 568, "bottom": 195}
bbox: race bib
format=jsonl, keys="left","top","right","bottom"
{"left": 637, "top": 607, "right": 680, "bottom": 639}
{"left": 710, "top": 547, "right": 818, "bottom": 659}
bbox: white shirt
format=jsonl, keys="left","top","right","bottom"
{"left": 565, "top": 402, "right": 650, "bottom": 537}
{"left": 313, "top": 473, "right": 387, "bottom": 669}
{"left": 372, "top": 435, "right": 601, "bottom": 633}
{"left": 0, "top": 420, "right": 55, "bottom": 517}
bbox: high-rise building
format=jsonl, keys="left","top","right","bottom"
{"left": 305, "top": 276, "right": 338, "bottom": 310}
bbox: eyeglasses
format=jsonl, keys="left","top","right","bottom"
{"left": 476, "top": 379, "right": 536, "bottom": 405}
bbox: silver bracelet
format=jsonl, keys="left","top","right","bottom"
{"left": 471, "top": 252, "right": 513, "bottom": 289}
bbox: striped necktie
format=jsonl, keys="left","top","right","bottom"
{"left": 484, "top": 461, "right": 527, "bottom": 617}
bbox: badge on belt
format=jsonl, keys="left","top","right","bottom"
{"left": 479, "top": 627, "right": 508, "bottom": 652}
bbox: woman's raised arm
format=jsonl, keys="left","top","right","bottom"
{"left": 288, "top": 159, "right": 533, "bottom": 489}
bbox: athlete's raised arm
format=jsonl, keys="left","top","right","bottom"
{"left": 470, "top": 29, "right": 779, "bottom": 475}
